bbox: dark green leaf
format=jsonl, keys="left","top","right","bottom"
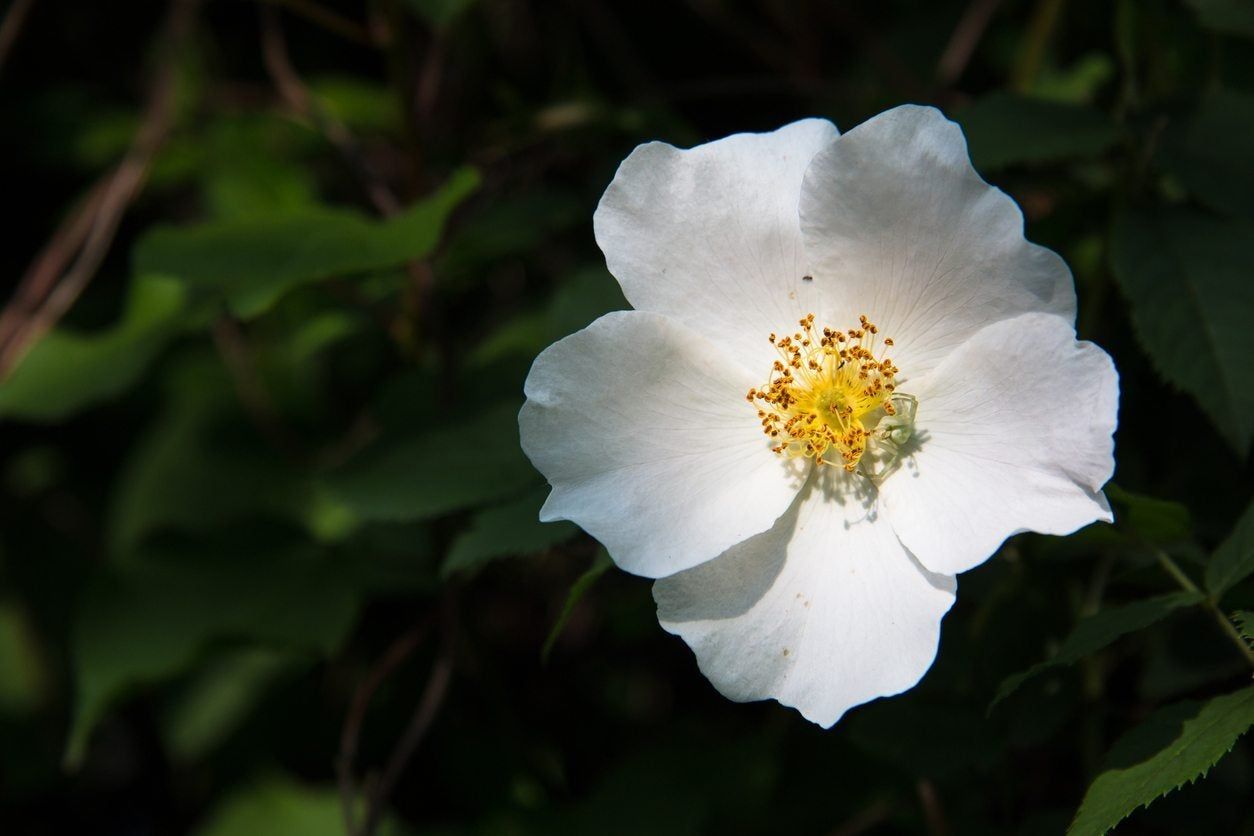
{"left": 107, "top": 361, "right": 316, "bottom": 555}
{"left": 992, "top": 592, "right": 1203, "bottom": 708}
{"left": 957, "top": 93, "right": 1119, "bottom": 170}
{"left": 0, "top": 275, "right": 185, "bottom": 422}
{"left": 196, "top": 115, "right": 320, "bottom": 219}
{"left": 402, "top": 0, "right": 479, "bottom": 29}
{"left": 322, "top": 402, "right": 535, "bottom": 523}
{"left": 1184, "top": 0, "right": 1254, "bottom": 38}
{"left": 436, "top": 188, "right": 582, "bottom": 291}
{"left": 847, "top": 699, "right": 999, "bottom": 777}
{"left": 1205, "top": 500, "right": 1254, "bottom": 599}
{"left": 1111, "top": 208, "right": 1254, "bottom": 455}
{"left": 442, "top": 487, "right": 579, "bottom": 577}
{"left": 66, "top": 545, "right": 361, "bottom": 768}
{"left": 133, "top": 167, "right": 479, "bottom": 318}
{"left": 1069, "top": 686, "right": 1254, "bottom": 835}
{"left": 308, "top": 76, "right": 401, "bottom": 133}
{"left": 161, "top": 647, "right": 297, "bottom": 762}
{"left": 1106, "top": 484, "right": 1192, "bottom": 544}
{"left": 542, "top": 549, "right": 612, "bottom": 662}
{"left": 0, "top": 602, "right": 48, "bottom": 714}
{"left": 1233, "top": 611, "right": 1254, "bottom": 644}
{"left": 468, "top": 267, "right": 627, "bottom": 368}
{"left": 1160, "top": 91, "right": 1254, "bottom": 218}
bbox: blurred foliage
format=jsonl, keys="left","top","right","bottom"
{"left": 0, "top": 0, "right": 1252, "bottom": 835}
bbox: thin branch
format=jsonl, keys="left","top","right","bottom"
{"left": 827, "top": 798, "right": 892, "bottom": 836}
{"left": 360, "top": 606, "right": 456, "bottom": 836}
{"left": 915, "top": 779, "right": 949, "bottom": 836}
{"left": 211, "top": 316, "right": 305, "bottom": 460}
{"left": 1153, "top": 547, "right": 1254, "bottom": 670}
{"left": 0, "top": 0, "right": 34, "bottom": 77}
{"left": 0, "top": 0, "right": 201, "bottom": 377}
{"left": 934, "top": 0, "right": 1003, "bottom": 88}
{"left": 262, "top": 3, "right": 443, "bottom": 361}
{"left": 1011, "top": 0, "right": 1066, "bottom": 93}
{"left": 259, "top": 5, "right": 400, "bottom": 216}
{"left": 337, "top": 623, "right": 430, "bottom": 836}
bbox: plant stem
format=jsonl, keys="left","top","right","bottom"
{"left": 1154, "top": 549, "right": 1254, "bottom": 670}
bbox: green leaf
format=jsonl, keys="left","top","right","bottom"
{"left": 192, "top": 778, "right": 347, "bottom": 836}
{"left": 1069, "top": 685, "right": 1254, "bottom": 835}
{"left": 1233, "top": 611, "right": 1254, "bottom": 644}
{"left": 107, "top": 361, "right": 315, "bottom": 555}
{"left": 191, "top": 776, "right": 407, "bottom": 836}
{"left": 308, "top": 76, "right": 401, "bottom": 134}
{"left": 1205, "top": 499, "right": 1254, "bottom": 599}
{"left": 402, "top": 0, "right": 478, "bottom": 29}
{"left": 1160, "top": 91, "right": 1254, "bottom": 219}
{"left": 956, "top": 93, "right": 1119, "bottom": 170}
{"left": 436, "top": 188, "right": 582, "bottom": 291}
{"left": 161, "top": 647, "right": 297, "bottom": 762}
{"left": 442, "top": 486, "right": 579, "bottom": 577}
{"left": 1184, "top": 0, "right": 1254, "bottom": 39}
{"left": 1106, "top": 484, "right": 1192, "bottom": 544}
{"left": 1111, "top": 208, "right": 1254, "bottom": 455}
{"left": 468, "top": 267, "right": 627, "bottom": 368}
{"left": 0, "top": 275, "right": 185, "bottom": 422}
{"left": 66, "top": 543, "right": 361, "bottom": 768}
{"left": 197, "top": 114, "right": 320, "bottom": 219}
{"left": 322, "top": 402, "right": 535, "bottom": 523}
{"left": 133, "top": 167, "right": 479, "bottom": 318}
{"left": 0, "top": 601, "right": 48, "bottom": 714}
{"left": 992, "top": 592, "right": 1203, "bottom": 708}
{"left": 543, "top": 549, "right": 612, "bottom": 663}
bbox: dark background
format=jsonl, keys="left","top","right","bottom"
{"left": 1, "top": 0, "right": 1253, "bottom": 834}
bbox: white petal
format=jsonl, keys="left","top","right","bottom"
{"left": 593, "top": 118, "right": 839, "bottom": 375}
{"left": 799, "top": 104, "right": 1076, "bottom": 381}
{"left": 520, "top": 310, "right": 804, "bottom": 579}
{"left": 654, "top": 471, "right": 957, "bottom": 728}
{"left": 879, "top": 313, "right": 1118, "bottom": 576}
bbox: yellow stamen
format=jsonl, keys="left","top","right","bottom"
{"left": 748, "top": 313, "right": 904, "bottom": 473}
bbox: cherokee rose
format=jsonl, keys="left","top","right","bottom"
{"left": 519, "top": 106, "right": 1118, "bottom": 727}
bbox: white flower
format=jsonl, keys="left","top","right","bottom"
{"left": 519, "top": 106, "right": 1118, "bottom": 727}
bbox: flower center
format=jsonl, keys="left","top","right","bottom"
{"left": 747, "top": 313, "right": 917, "bottom": 478}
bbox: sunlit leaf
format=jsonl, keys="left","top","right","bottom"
{"left": 0, "top": 275, "right": 185, "bottom": 422}
{"left": 1111, "top": 208, "right": 1254, "bottom": 455}
{"left": 322, "top": 401, "right": 535, "bottom": 523}
{"left": 956, "top": 93, "right": 1119, "bottom": 170}
{"left": 1069, "top": 686, "right": 1254, "bottom": 835}
{"left": 992, "top": 592, "right": 1203, "bottom": 708}
{"left": 442, "top": 487, "right": 578, "bottom": 577}
{"left": 134, "top": 167, "right": 479, "bottom": 318}
{"left": 542, "top": 548, "right": 612, "bottom": 662}
{"left": 1205, "top": 499, "right": 1254, "bottom": 600}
